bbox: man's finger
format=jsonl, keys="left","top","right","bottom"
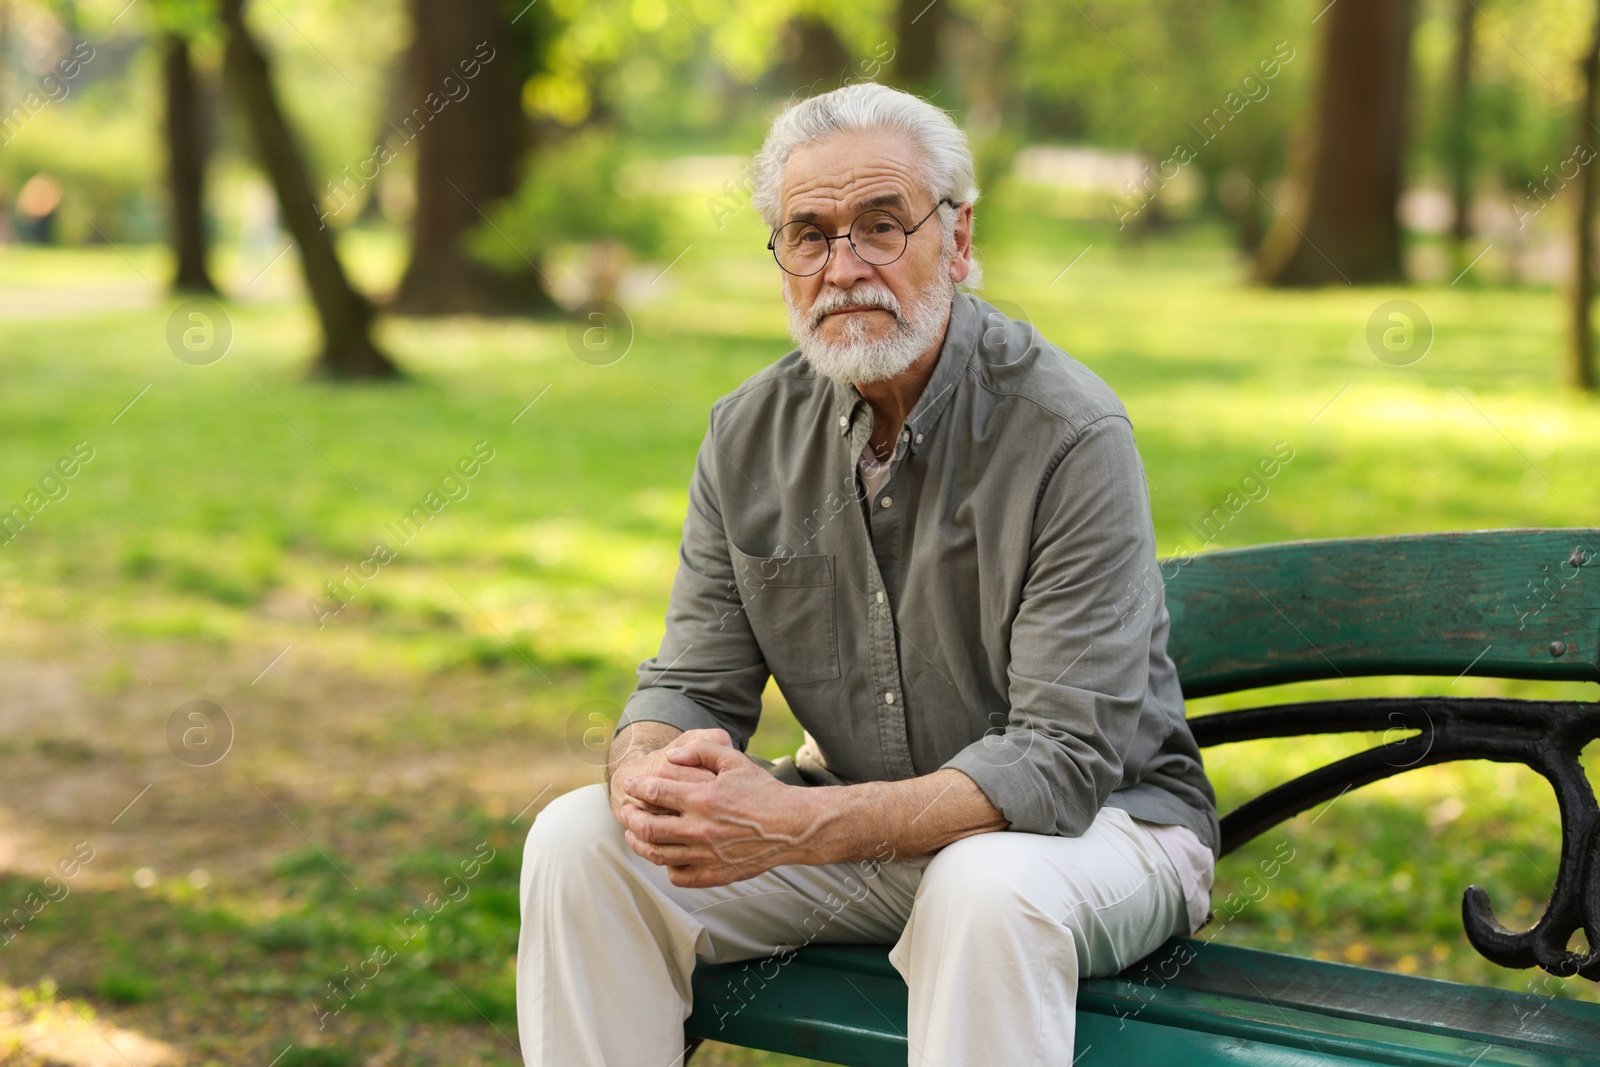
{"left": 668, "top": 727, "right": 733, "bottom": 750}
{"left": 621, "top": 807, "right": 683, "bottom": 850}
{"left": 625, "top": 828, "right": 670, "bottom": 866}
{"left": 641, "top": 761, "right": 716, "bottom": 783}
{"left": 662, "top": 738, "right": 748, "bottom": 773}
{"left": 669, "top": 864, "right": 741, "bottom": 889}
{"left": 625, "top": 812, "right": 702, "bottom": 854}
{"left": 621, "top": 771, "right": 701, "bottom": 812}
{"left": 640, "top": 840, "right": 709, "bottom": 865}
{"left": 618, "top": 795, "right": 676, "bottom": 816}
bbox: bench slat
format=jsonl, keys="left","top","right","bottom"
{"left": 1077, "top": 1002, "right": 1554, "bottom": 1067}
{"left": 1163, "top": 529, "right": 1600, "bottom": 697}
{"left": 1088, "top": 938, "right": 1600, "bottom": 1061}
{"left": 687, "top": 939, "right": 1600, "bottom": 1066}
{"left": 690, "top": 952, "right": 907, "bottom": 1066}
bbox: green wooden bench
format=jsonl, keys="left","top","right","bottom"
{"left": 684, "top": 528, "right": 1600, "bottom": 1065}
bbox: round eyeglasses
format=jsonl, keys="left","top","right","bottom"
{"left": 768, "top": 197, "right": 958, "bottom": 277}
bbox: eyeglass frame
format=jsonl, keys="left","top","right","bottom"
{"left": 766, "top": 197, "right": 960, "bottom": 277}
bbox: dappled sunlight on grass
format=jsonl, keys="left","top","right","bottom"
{"left": 0, "top": 980, "right": 181, "bottom": 1067}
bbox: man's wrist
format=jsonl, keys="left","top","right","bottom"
{"left": 605, "top": 721, "right": 680, "bottom": 789}
{"left": 782, "top": 771, "right": 1007, "bottom": 867}
{"left": 781, "top": 781, "right": 843, "bottom": 866}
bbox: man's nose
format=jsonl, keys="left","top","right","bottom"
{"left": 822, "top": 235, "right": 874, "bottom": 290}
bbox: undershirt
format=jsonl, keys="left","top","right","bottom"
{"left": 856, "top": 438, "right": 1214, "bottom": 935}
{"left": 859, "top": 435, "right": 896, "bottom": 504}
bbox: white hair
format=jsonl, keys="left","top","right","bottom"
{"left": 752, "top": 82, "right": 983, "bottom": 291}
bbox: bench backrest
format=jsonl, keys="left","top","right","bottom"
{"left": 1161, "top": 528, "right": 1600, "bottom": 982}
{"left": 1163, "top": 528, "right": 1600, "bottom": 698}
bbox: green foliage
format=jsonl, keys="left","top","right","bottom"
{"left": 1408, "top": 0, "right": 1593, "bottom": 194}
{"left": 532, "top": 0, "right": 890, "bottom": 132}
{"left": 5, "top": 0, "right": 1598, "bottom": 259}
{"left": 472, "top": 128, "right": 673, "bottom": 263}
{"left": 145, "top": 0, "right": 224, "bottom": 43}
{"left": 0, "top": 65, "right": 161, "bottom": 242}
{"left": 988, "top": 0, "right": 1309, "bottom": 227}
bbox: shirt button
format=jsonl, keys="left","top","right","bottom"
{"left": 880, "top": 496, "right": 892, "bottom": 508}
{"left": 876, "top": 590, "right": 885, "bottom": 603}
{"left": 885, "top": 692, "right": 896, "bottom": 704}
{"left": 915, "top": 433, "right": 924, "bottom": 445}
{"left": 838, "top": 415, "right": 848, "bottom": 428}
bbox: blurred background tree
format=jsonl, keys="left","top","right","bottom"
{"left": 1569, "top": 0, "right": 1600, "bottom": 390}
{"left": 391, "top": 0, "right": 562, "bottom": 315}
{"left": 3, "top": 0, "right": 1598, "bottom": 375}
{"left": 1254, "top": 0, "right": 1416, "bottom": 285}
{"left": 154, "top": 0, "right": 219, "bottom": 294}
{"left": 220, "top": 0, "right": 397, "bottom": 377}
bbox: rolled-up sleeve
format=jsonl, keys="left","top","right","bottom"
{"left": 942, "top": 414, "right": 1157, "bottom": 836}
{"left": 615, "top": 399, "right": 771, "bottom": 749}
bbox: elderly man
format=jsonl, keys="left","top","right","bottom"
{"left": 517, "top": 82, "right": 1219, "bottom": 1067}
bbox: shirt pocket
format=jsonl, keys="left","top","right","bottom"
{"left": 727, "top": 543, "right": 840, "bottom": 685}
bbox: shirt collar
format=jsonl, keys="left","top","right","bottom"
{"left": 833, "top": 288, "right": 980, "bottom": 455}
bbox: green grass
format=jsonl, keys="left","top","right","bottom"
{"left": 0, "top": 182, "right": 1596, "bottom": 1063}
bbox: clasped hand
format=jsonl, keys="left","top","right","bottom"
{"left": 612, "top": 729, "right": 821, "bottom": 888}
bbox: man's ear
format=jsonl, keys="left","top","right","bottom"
{"left": 948, "top": 202, "right": 973, "bottom": 284}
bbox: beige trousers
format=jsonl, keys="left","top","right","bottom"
{"left": 516, "top": 782, "right": 1188, "bottom": 1067}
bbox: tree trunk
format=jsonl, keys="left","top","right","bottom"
{"left": 163, "top": 32, "right": 219, "bottom": 295}
{"left": 1255, "top": 0, "right": 1415, "bottom": 286}
{"left": 775, "top": 15, "right": 852, "bottom": 90}
{"left": 219, "top": 0, "right": 397, "bottom": 378}
{"left": 1447, "top": 0, "right": 1476, "bottom": 256}
{"left": 960, "top": 4, "right": 1029, "bottom": 216}
{"left": 890, "top": 0, "right": 945, "bottom": 96}
{"left": 1569, "top": 0, "right": 1600, "bottom": 392}
{"left": 392, "top": 0, "right": 557, "bottom": 316}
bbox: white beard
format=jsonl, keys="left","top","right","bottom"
{"left": 786, "top": 270, "right": 954, "bottom": 386}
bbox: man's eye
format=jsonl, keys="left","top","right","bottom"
{"left": 799, "top": 230, "right": 825, "bottom": 244}
{"left": 867, "top": 221, "right": 897, "bottom": 236}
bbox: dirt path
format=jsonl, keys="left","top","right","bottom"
{"left": 0, "top": 627, "right": 595, "bottom": 1065}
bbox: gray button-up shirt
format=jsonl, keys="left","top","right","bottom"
{"left": 617, "top": 288, "right": 1221, "bottom": 860}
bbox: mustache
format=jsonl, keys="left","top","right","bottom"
{"left": 808, "top": 285, "right": 902, "bottom": 329}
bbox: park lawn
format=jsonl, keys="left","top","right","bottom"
{"left": 0, "top": 185, "right": 1596, "bottom": 1064}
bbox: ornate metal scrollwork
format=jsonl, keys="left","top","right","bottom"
{"left": 1190, "top": 696, "right": 1600, "bottom": 980}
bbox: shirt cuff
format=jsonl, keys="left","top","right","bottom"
{"left": 940, "top": 738, "right": 1059, "bottom": 837}
{"left": 615, "top": 688, "right": 745, "bottom": 748}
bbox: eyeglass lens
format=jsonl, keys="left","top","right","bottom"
{"left": 774, "top": 209, "right": 908, "bottom": 274}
